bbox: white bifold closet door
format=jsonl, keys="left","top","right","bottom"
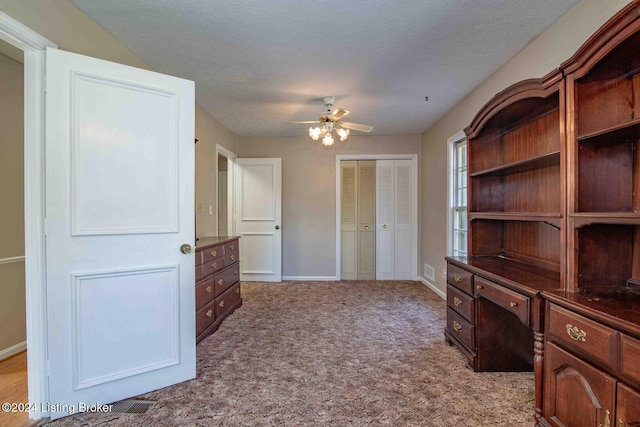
{"left": 376, "top": 160, "right": 414, "bottom": 280}
{"left": 340, "top": 161, "right": 376, "bottom": 280}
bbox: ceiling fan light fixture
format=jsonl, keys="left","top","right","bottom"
{"left": 309, "top": 126, "right": 322, "bottom": 140}
{"left": 322, "top": 132, "right": 334, "bottom": 146}
{"left": 337, "top": 127, "right": 350, "bottom": 141}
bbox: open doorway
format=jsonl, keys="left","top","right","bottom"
{"left": 0, "top": 38, "right": 31, "bottom": 427}
{"left": 216, "top": 145, "right": 236, "bottom": 237}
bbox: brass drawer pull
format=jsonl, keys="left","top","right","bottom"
{"left": 206, "top": 309, "right": 213, "bottom": 318}
{"left": 454, "top": 274, "right": 462, "bottom": 283}
{"left": 476, "top": 284, "right": 483, "bottom": 290}
{"left": 210, "top": 249, "right": 217, "bottom": 257}
{"left": 566, "top": 324, "right": 587, "bottom": 342}
{"left": 211, "top": 262, "right": 218, "bottom": 269}
{"left": 235, "top": 288, "right": 240, "bottom": 294}
{"left": 453, "top": 321, "right": 462, "bottom": 333}
{"left": 205, "top": 285, "right": 212, "bottom": 293}
{"left": 453, "top": 297, "right": 462, "bottom": 307}
{"left": 217, "top": 279, "right": 223, "bottom": 286}
{"left": 219, "top": 300, "right": 225, "bottom": 308}
{"left": 234, "top": 270, "right": 238, "bottom": 276}
{"left": 229, "top": 244, "right": 235, "bottom": 250}
{"left": 510, "top": 302, "right": 518, "bottom": 308}
{"left": 599, "top": 409, "right": 611, "bottom": 427}
{"left": 230, "top": 254, "right": 236, "bottom": 260}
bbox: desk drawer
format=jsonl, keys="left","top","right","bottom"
{"left": 447, "top": 308, "right": 475, "bottom": 350}
{"left": 224, "top": 251, "right": 239, "bottom": 267}
{"left": 196, "top": 300, "right": 216, "bottom": 336}
{"left": 214, "top": 262, "right": 240, "bottom": 296}
{"left": 224, "top": 240, "right": 238, "bottom": 254}
{"left": 548, "top": 304, "right": 617, "bottom": 370}
{"left": 195, "top": 278, "right": 215, "bottom": 310}
{"left": 621, "top": 334, "right": 640, "bottom": 387}
{"left": 447, "top": 264, "right": 474, "bottom": 295}
{"left": 475, "top": 277, "right": 530, "bottom": 326}
{"left": 447, "top": 284, "right": 474, "bottom": 322}
{"left": 203, "top": 258, "right": 224, "bottom": 277}
{"left": 215, "top": 282, "right": 241, "bottom": 319}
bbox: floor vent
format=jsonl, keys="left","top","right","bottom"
{"left": 109, "top": 399, "right": 154, "bottom": 414}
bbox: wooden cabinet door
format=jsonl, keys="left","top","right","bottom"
{"left": 544, "top": 342, "right": 616, "bottom": 427}
{"left": 617, "top": 383, "right": 640, "bottom": 427}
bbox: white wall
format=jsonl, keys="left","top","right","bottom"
{"left": 239, "top": 135, "right": 421, "bottom": 278}
{"left": 420, "top": 0, "right": 631, "bottom": 296}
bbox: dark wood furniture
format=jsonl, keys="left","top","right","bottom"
{"left": 445, "top": 3, "right": 640, "bottom": 425}
{"left": 195, "top": 236, "right": 241, "bottom": 343}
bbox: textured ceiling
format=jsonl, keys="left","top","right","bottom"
{"left": 72, "top": 0, "right": 579, "bottom": 137}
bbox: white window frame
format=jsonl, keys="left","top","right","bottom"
{"left": 447, "top": 131, "right": 468, "bottom": 257}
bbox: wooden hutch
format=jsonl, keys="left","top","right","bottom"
{"left": 445, "top": 2, "right": 640, "bottom": 425}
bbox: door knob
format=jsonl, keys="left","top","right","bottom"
{"left": 383, "top": 224, "right": 388, "bottom": 229}
{"left": 364, "top": 225, "right": 369, "bottom": 229}
{"left": 180, "top": 244, "right": 192, "bottom": 254}
{"left": 275, "top": 225, "right": 280, "bottom": 230}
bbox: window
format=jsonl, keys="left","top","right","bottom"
{"left": 451, "top": 137, "right": 467, "bottom": 257}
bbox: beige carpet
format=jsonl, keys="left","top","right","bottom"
{"left": 42, "top": 281, "right": 534, "bottom": 426}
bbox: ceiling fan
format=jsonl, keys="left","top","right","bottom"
{"left": 285, "top": 96, "right": 373, "bottom": 146}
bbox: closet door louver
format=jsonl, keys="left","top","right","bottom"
{"left": 394, "top": 160, "right": 414, "bottom": 280}
{"left": 376, "top": 160, "right": 395, "bottom": 280}
{"left": 357, "top": 161, "right": 376, "bottom": 280}
{"left": 341, "top": 161, "right": 358, "bottom": 280}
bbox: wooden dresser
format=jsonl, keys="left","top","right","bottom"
{"left": 445, "top": 3, "right": 640, "bottom": 425}
{"left": 195, "top": 236, "right": 241, "bottom": 343}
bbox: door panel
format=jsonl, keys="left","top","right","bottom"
{"left": 357, "top": 161, "right": 376, "bottom": 280}
{"left": 235, "top": 158, "right": 282, "bottom": 282}
{"left": 45, "top": 48, "right": 195, "bottom": 419}
{"left": 394, "top": 160, "right": 413, "bottom": 279}
{"left": 617, "top": 383, "right": 640, "bottom": 427}
{"left": 341, "top": 161, "right": 358, "bottom": 280}
{"left": 544, "top": 342, "right": 616, "bottom": 427}
{"left": 376, "top": 160, "right": 395, "bottom": 280}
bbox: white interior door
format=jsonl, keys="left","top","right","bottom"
{"left": 357, "top": 161, "right": 376, "bottom": 280}
{"left": 45, "top": 48, "right": 195, "bottom": 419}
{"left": 340, "top": 161, "right": 358, "bottom": 280}
{"left": 376, "top": 160, "right": 395, "bottom": 280}
{"left": 218, "top": 171, "right": 228, "bottom": 236}
{"left": 394, "top": 160, "right": 414, "bottom": 280}
{"left": 234, "top": 158, "right": 282, "bottom": 282}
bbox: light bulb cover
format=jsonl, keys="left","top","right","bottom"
{"left": 322, "top": 132, "right": 334, "bottom": 146}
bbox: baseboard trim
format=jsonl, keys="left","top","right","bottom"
{"left": 282, "top": 276, "right": 338, "bottom": 281}
{"left": 418, "top": 276, "right": 446, "bottom": 300}
{"left": 0, "top": 341, "right": 26, "bottom": 362}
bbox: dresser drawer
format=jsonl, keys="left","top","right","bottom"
{"left": 203, "top": 257, "right": 224, "bottom": 277}
{"left": 475, "top": 277, "right": 530, "bottom": 326}
{"left": 447, "top": 284, "right": 474, "bottom": 322}
{"left": 548, "top": 304, "right": 617, "bottom": 370}
{"left": 224, "top": 240, "right": 238, "bottom": 254}
{"left": 195, "top": 278, "right": 215, "bottom": 310}
{"left": 215, "top": 282, "right": 241, "bottom": 319}
{"left": 196, "top": 299, "right": 216, "bottom": 336}
{"left": 214, "top": 262, "right": 240, "bottom": 296}
{"left": 621, "top": 334, "right": 640, "bottom": 387}
{"left": 202, "top": 244, "right": 224, "bottom": 264}
{"left": 224, "top": 250, "right": 239, "bottom": 267}
{"left": 447, "top": 264, "right": 474, "bottom": 295}
{"left": 447, "top": 308, "right": 475, "bottom": 350}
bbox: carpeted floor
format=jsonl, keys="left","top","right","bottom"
{"left": 42, "top": 281, "right": 534, "bottom": 426}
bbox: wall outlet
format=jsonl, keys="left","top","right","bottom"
{"left": 424, "top": 263, "right": 435, "bottom": 281}
{"left": 442, "top": 268, "right": 447, "bottom": 280}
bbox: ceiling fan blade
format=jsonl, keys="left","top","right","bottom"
{"left": 328, "top": 108, "right": 350, "bottom": 121}
{"left": 285, "top": 120, "right": 321, "bottom": 124}
{"left": 341, "top": 121, "right": 373, "bottom": 133}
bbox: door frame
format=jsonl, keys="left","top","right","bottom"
{"left": 216, "top": 144, "right": 237, "bottom": 236}
{"left": 0, "top": 12, "right": 57, "bottom": 420}
{"left": 335, "top": 154, "right": 419, "bottom": 281}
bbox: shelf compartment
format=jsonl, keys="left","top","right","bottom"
{"left": 575, "top": 29, "right": 640, "bottom": 137}
{"left": 577, "top": 117, "right": 640, "bottom": 143}
{"left": 576, "top": 139, "right": 639, "bottom": 213}
{"left": 572, "top": 213, "right": 640, "bottom": 228}
{"left": 469, "top": 101, "right": 560, "bottom": 174}
{"left": 471, "top": 219, "right": 561, "bottom": 273}
{"left": 471, "top": 212, "right": 562, "bottom": 227}
{"left": 471, "top": 163, "right": 561, "bottom": 213}
{"left": 576, "top": 224, "right": 640, "bottom": 291}
{"left": 470, "top": 151, "right": 560, "bottom": 177}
